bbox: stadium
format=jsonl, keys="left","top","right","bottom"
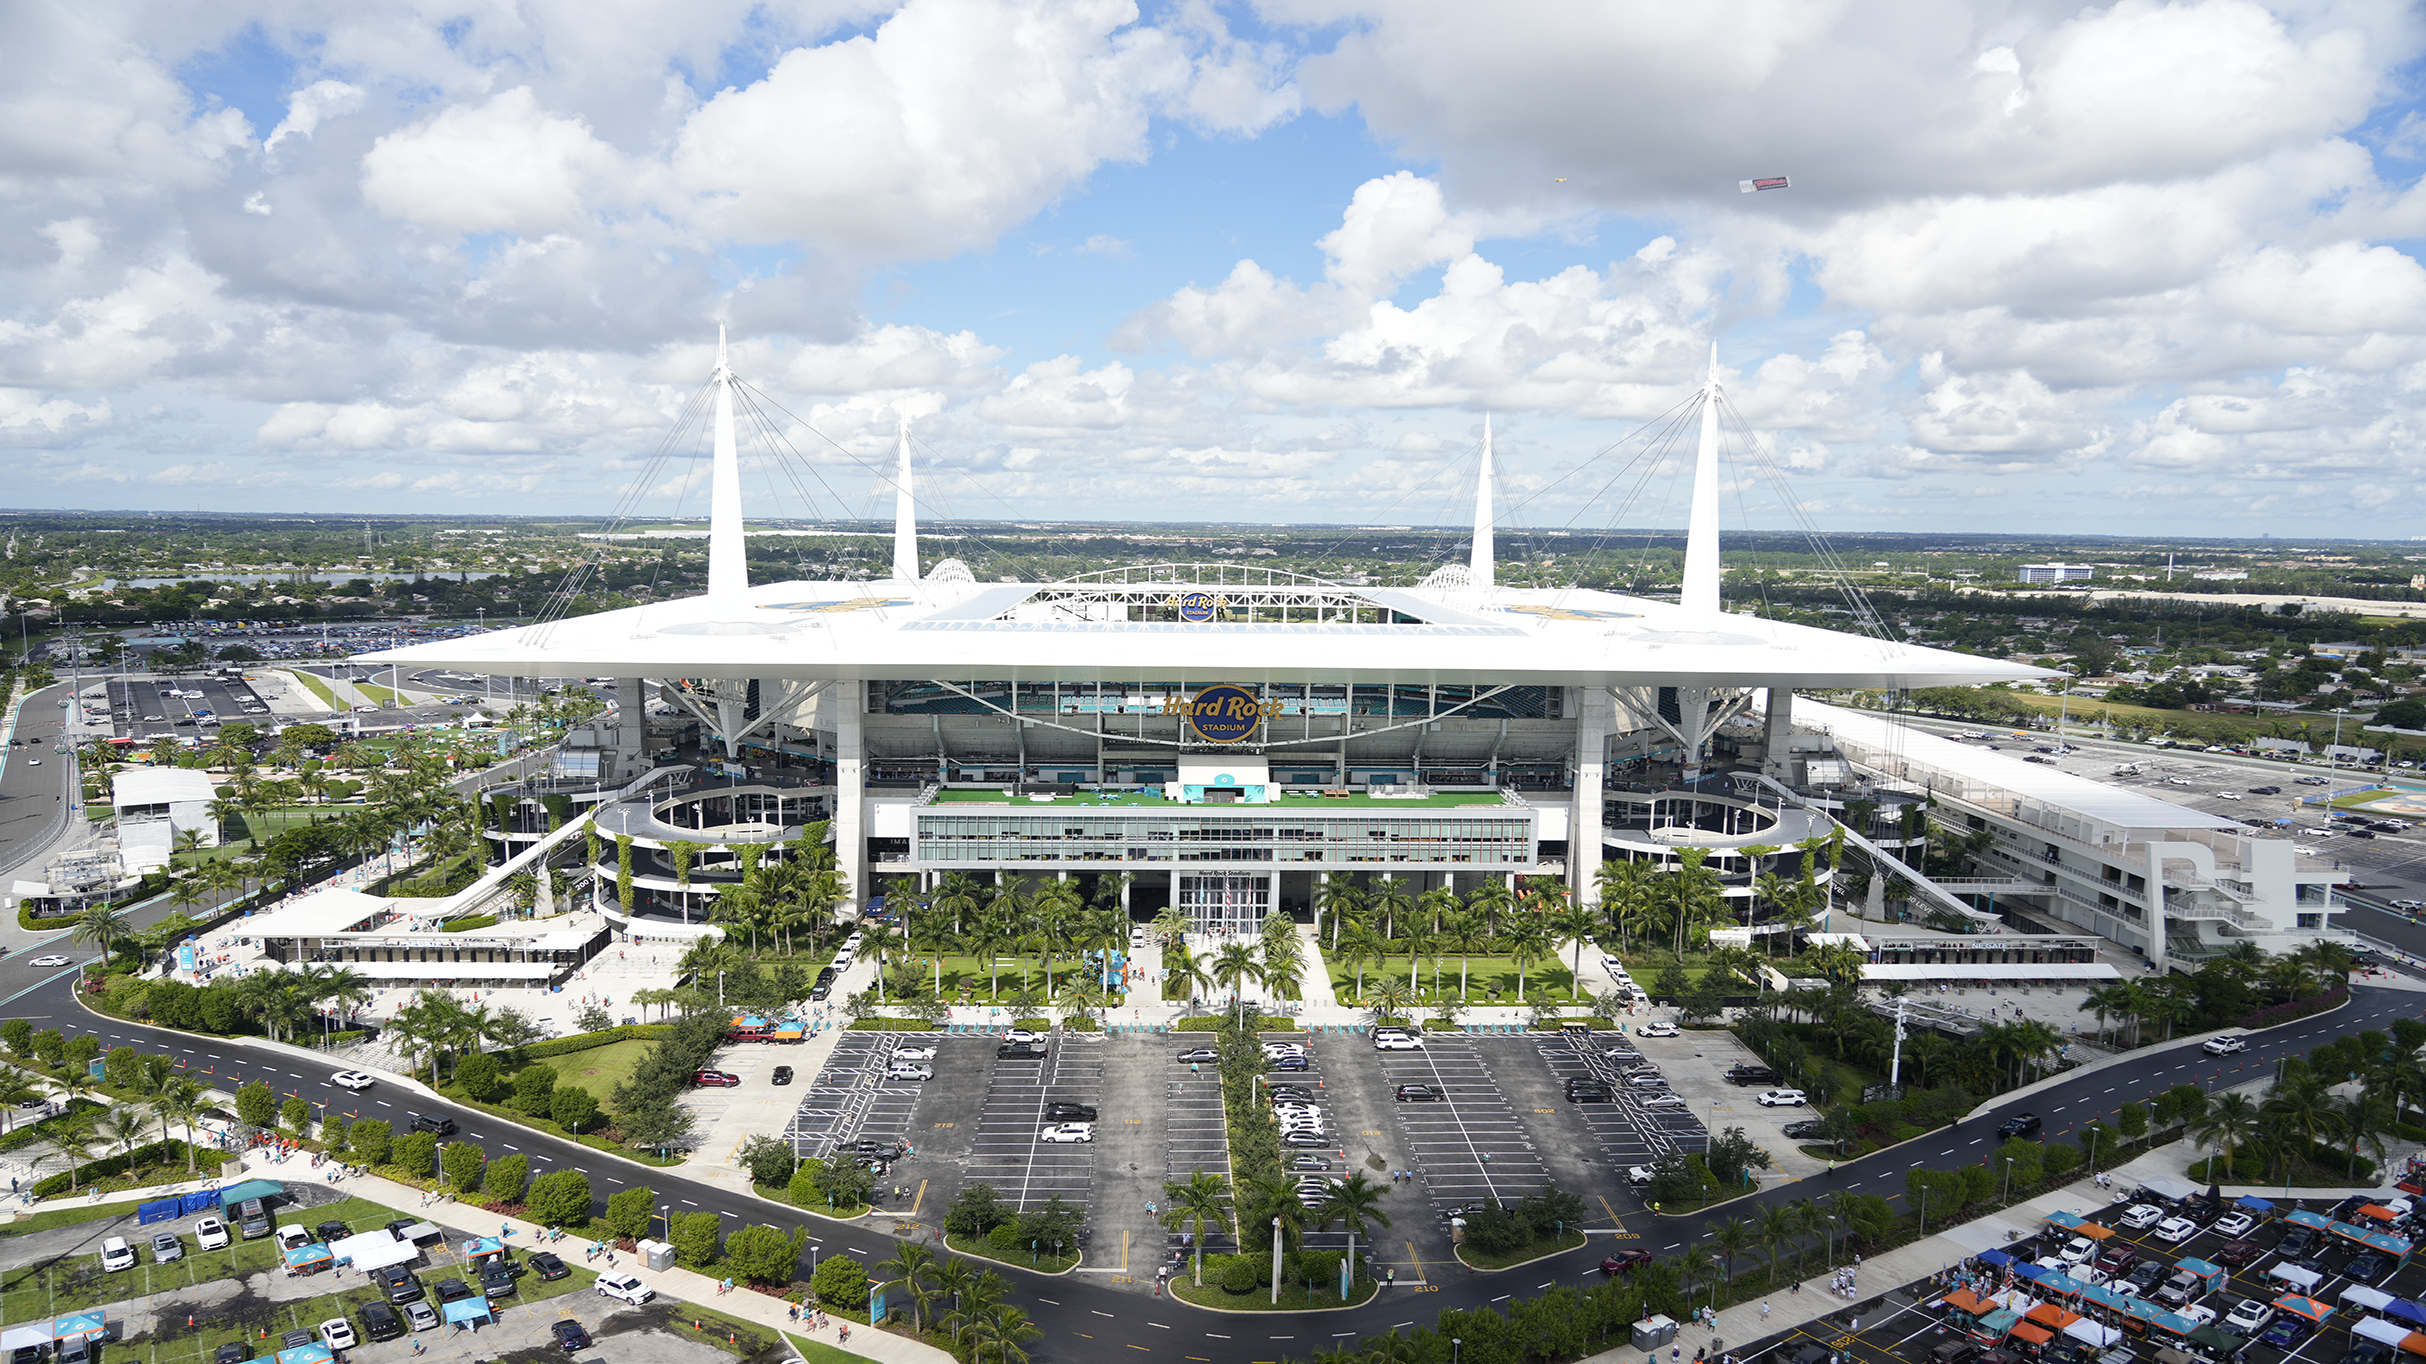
{"left": 360, "top": 343, "right": 2339, "bottom": 968}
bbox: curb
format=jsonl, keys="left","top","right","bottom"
{"left": 1453, "top": 1232, "right": 1590, "bottom": 1273}
{"left": 1162, "top": 1280, "right": 1384, "bottom": 1314}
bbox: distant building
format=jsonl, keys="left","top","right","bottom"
{"left": 110, "top": 769, "right": 218, "bottom": 873}
{"left": 2194, "top": 569, "right": 2250, "bottom": 581}
{"left": 2018, "top": 563, "right": 2096, "bottom": 584}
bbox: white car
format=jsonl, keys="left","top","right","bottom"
{"left": 1757, "top": 1089, "right": 1808, "bottom": 1107}
{"left": 1040, "top": 1123, "right": 1095, "bottom": 1143}
{"left": 1373, "top": 1035, "right": 1423, "bottom": 1051}
{"left": 597, "top": 1272, "right": 655, "bottom": 1305}
{"left": 195, "top": 1217, "right": 230, "bottom": 1250}
{"left": 1001, "top": 1029, "right": 1044, "bottom": 1045}
{"left": 100, "top": 1237, "right": 135, "bottom": 1272}
{"left": 332, "top": 1071, "right": 377, "bottom": 1090}
{"left": 2212, "top": 1211, "right": 2255, "bottom": 1238}
{"left": 2155, "top": 1217, "right": 2198, "bottom": 1243}
{"left": 882, "top": 1065, "right": 934, "bottom": 1081}
{"left": 1626, "top": 1165, "right": 1653, "bottom": 1186}
{"left": 2057, "top": 1236, "right": 2097, "bottom": 1266}
{"left": 1636, "top": 1022, "right": 1679, "bottom": 1038}
{"left": 28, "top": 955, "right": 70, "bottom": 968}
{"left": 2119, "top": 1204, "right": 2164, "bottom": 1230}
{"left": 2179, "top": 1305, "right": 2219, "bottom": 1330}
{"left": 1262, "top": 1042, "right": 1305, "bottom": 1057}
{"left": 1642, "top": 1094, "right": 1687, "bottom": 1108}
{"left": 2224, "top": 1298, "right": 2274, "bottom": 1335}
{"left": 318, "top": 1320, "right": 357, "bottom": 1351}
{"left": 892, "top": 1045, "right": 937, "bottom": 1062}
{"left": 2202, "top": 1036, "right": 2247, "bottom": 1056}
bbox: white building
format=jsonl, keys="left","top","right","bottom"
{"left": 110, "top": 769, "right": 218, "bottom": 873}
{"left": 2018, "top": 564, "right": 2097, "bottom": 584}
{"left": 1797, "top": 700, "right": 2343, "bottom": 966}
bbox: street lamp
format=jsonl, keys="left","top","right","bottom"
{"left": 1271, "top": 1217, "right": 1283, "bottom": 1306}
{"left": 2001, "top": 1157, "right": 2014, "bottom": 1203}
{"left": 1453, "top": 1341, "right": 1462, "bottom": 1364}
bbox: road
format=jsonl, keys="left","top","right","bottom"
{"left": 12, "top": 965, "right": 2424, "bottom": 1363}
{"left": 0, "top": 682, "right": 77, "bottom": 880}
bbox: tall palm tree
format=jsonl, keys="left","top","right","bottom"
{"left": 1438, "top": 910, "right": 1488, "bottom": 1000}
{"left": 2263, "top": 1077, "right": 2341, "bottom": 1171}
{"left": 1162, "top": 1169, "right": 1232, "bottom": 1287}
{"left": 1503, "top": 919, "right": 1551, "bottom": 1005}
{"left": 1551, "top": 901, "right": 1601, "bottom": 997}
{"left": 1463, "top": 878, "right": 1515, "bottom": 940}
{"left": 94, "top": 1104, "right": 150, "bottom": 1166}
{"left": 874, "top": 1242, "right": 941, "bottom": 1335}
{"left": 71, "top": 902, "right": 132, "bottom": 962}
{"left": 1757, "top": 1203, "right": 1796, "bottom": 1284}
{"left": 1313, "top": 1171, "right": 1391, "bottom": 1288}
{"left": 1314, "top": 878, "right": 1366, "bottom": 951}
{"left": 1212, "top": 943, "right": 1263, "bottom": 1022}
{"left": 1677, "top": 1245, "right": 1720, "bottom": 1310}
{"left": 931, "top": 1257, "right": 983, "bottom": 1316}
{"left": 1368, "top": 878, "right": 1414, "bottom": 942}
{"left": 151, "top": 1076, "right": 210, "bottom": 1173}
{"left": 1335, "top": 922, "right": 1387, "bottom": 1002}
{"left": 1163, "top": 943, "right": 1214, "bottom": 1010}
{"left": 306, "top": 964, "right": 373, "bottom": 1042}
{"left": 859, "top": 917, "right": 907, "bottom": 1004}
{"left": 2343, "top": 1093, "right": 2397, "bottom": 1175}
{"left": 1711, "top": 1218, "right": 1755, "bottom": 1291}
{"left": 949, "top": 1302, "right": 1041, "bottom": 1364}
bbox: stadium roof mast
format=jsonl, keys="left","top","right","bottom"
{"left": 1469, "top": 414, "right": 1494, "bottom": 588}
{"left": 1680, "top": 343, "right": 1724, "bottom": 615}
{"left": 706, "top": 325, "right": 748, "bottom": 599}
{"left": 891, "top": 416, "right": 919, "bottom": 583}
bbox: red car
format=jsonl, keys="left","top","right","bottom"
{"left": 692, "top": 1070, "right": 740, "bottom": 1088}
{"left": 1600, "top": 1250, "right": 1654, "bottom": 1276}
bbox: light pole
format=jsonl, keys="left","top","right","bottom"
{"left": 1917, "top": 1183, "right": 1929, "bottom": 1237}
{"left": 2089, "top": 1126, "right": 2100, "bottom": 1176}
{"left": 2002, "top": 1157, "right": 2014, "bottom": 1203}
{"left": 1453, "top": 1341, "right": 1462, "bottom": 1364}
{"left": 1271, "top": 1217, "right": 1283, "bottom": 1305}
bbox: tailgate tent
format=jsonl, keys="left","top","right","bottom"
{"left": 440, "top": 1298, "right": 494, "bottom": 1330}
{"left": 2008, "top": 1324, "right": 2055, "bottom": 1349}
{"left": 137, "top": 1198, "right": 183, "bottom": 1226}
{"left": 328, "top": 1232, "right": 417, "bottom": 1273}
{"left": 2389, "top": 1301, "right": 2426, "bottom": 1330}
{"left": 216, "top": 1179, "right": 285, "bottom": 1208}
{"left": 2065, "top": 1319, "right": 2123, "bottom": 1348}
{"left": 1, "top": 1329, "right": 51, "bottom": 1358}
{"left": 280, "top": 1243, "right": 332, "bottom": 1275}
{"left": 274, "top": 1346, "right": 333, "bottom": 1364}
{"left": 2275, "top": 1296, "right": 2335, "bottom": 1324}
{"left": 2268, "top": 1263, "right": 2324, "bottom": 1292}
{"left": 178, "top": 1191, "right": 220, "bottom": 1217}
{"left": 2346, "top": 1286, "right": 2398, "bottom": 1314}
{"left": 53, "top": 1314, "right": 104, "bottom": 1344}
{"left": 2355, "top": 1317, "right": 2417, "bottom": 1349}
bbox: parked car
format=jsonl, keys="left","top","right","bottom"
{"left": 529, "top": 1252, "right": 570, "bottom": 1282}
{"left": 1757, "top": 1089, "right": 1808, "bottom": 1107}
{"left": 2256, "top": 1316, "right": 2313, "bottom": 1349}
{"left": 1780, "top": 1119, "right": 1823, "bottom": 1138}
{"left": 2278, "top": 1226, "right": 2319, "bottom": 1258}
{"left": 2119, "top": 1204, "right": 2164, "bottom": 1230}
{"left": 997, "top": 1043, "right": 1047, "bottom": 1060}
{"left": 150, "top": 1231, "right": 184, "bottom": 1263}
{"left": 482, "top": 1264, "right": 519, "bottom": 1298}
{"left": 1395, "top": 1084, "right": 1444, "bottom": 1102}
{"left": 2348, "top": 1252, "right": 2393, "bottom": 1284}
{"left": 1039, "top": 1123, "right": 1095, "bottom": 1143}
{"left": 1565, "top": 1083, "right": 1612, "bottom": 1103}
{"left": 357, "top": 1303, "right": 404, "bottom": 1343}
{"left": 318, "top": 1320, "right": 357, "bottom": 1351}
{"left": 597, "top": 1272, "right": 655, "bottom": 1305}
{"left": 1044, "top": 1102, "right": 1099, "bottom": 1121}
{"left": 882, "top": 1065, "right": 934, "bottom": 1081}
{"left": 2214, "top": 1239, "right": 2261, "bottom": 1266}
{"left": 314, "top": 1220, "right": 352, "bottom": 1244}
{"left": 1725, "top": 1065, "right": 1781, "bottom": 1086}
{"left": 1373, "top": 1036, "right": 1423, "bottom": 1051}
{"left": 1176, "top": 1048, "right": 1219, "bottom": 1063}
{"left": 409, "top": 1114, "right": 456, "bottom": 1135}
{"left": 893, "top": 1046, "right": 937, "bottom": 1061}
{"left": 374, "top": 1266, "right": 425, "bottom": 1304}
{"left": 2155, "top": 1217, "right": 2198, "bottom": 1243}
{"left": 1270, "top": 1056, "right": 1311, "bottom": 1071}
{"left": 2223, "top": 1298, "right": 2274, "bottom": 1336}
{"left": 551, "top": 1322, "right": 593, "bottom": 1354}
{"left": 771, "top": 1066, "right": 794, "bottom": 1085}
{"left": 1636, "top": 1022, "right": 1679, "bottom": 1037}
{"left": 692, "top": 1070, "right": 741, "bottom": 1087}
{"left": 2056, "top": 1236, "right": 2096, "bottom": 1266}
{"left": 433, "top": 1279, "right": 474, "bottom": 1306}
{"left": 100, "top": 1238, "right": 135, "bottom": 1272}
{"left": 195, "top": 1217, "right": 230, "bottom": 1250}
{"left": 400, "top": 1302, "right": 438, "bottom": 1333}
{"left": 1002, "top": 1029, "right": 1045, "bottom": 1044}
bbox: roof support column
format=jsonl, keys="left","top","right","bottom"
{"left": 614, "top": 678, "right": 647, "bottom": 780}
{"left": 1570, "top": 685, "right": 1611, "bottom": 910}
{"left": 1762, "top": 686, "right": 1796, "bottom": 782}
{"left": 835, "top": 680, "right": 866, "bottom": 917}
{"left": 2144, "top": 841, "right": 2172, "bottom": 970}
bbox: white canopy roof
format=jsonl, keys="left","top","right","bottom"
{"left": 111, "top": 769, "right": 217, "bottom": 804}
{"left": 1863, "top": 962, "right": 2121, "bottom": 981}
{"left": 358, "top": 575, "right": 2053, "bottom": 692}
{"left": 328, "top": 1231, "right": 418, "bottom": 1272}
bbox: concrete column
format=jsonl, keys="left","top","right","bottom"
{"left": 615, "top": 677, "right": 647, "bottom": 777}
{"left": 835, "top": 680, "right": 867, "bottom": 914}
{"left": 2145, "top": 842, "right": 2170, "bottom": 967}
{"left": 1570, "top": 685, "right": 1611, "bottom": 909}
{"left": 1762, "top": 686, "right": 1795, "bottom": 780}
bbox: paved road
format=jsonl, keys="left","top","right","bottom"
{"left": 0, "top": 682, "right": 77, "bottom": 880}
{"left": 13, "top": 967, "right": 2424, "bottom": 1364}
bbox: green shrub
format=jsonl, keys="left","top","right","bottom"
{"left": 235, "top": 1081, "right": 276, "bottom": 1129}
{"left": 455, "top": 1052, "right": 502, "bottom": 1100}
{"left": 811, "top": 1254, "right": 868, "bottom": 1310}
{"left": 350, "top": 1119, "right": 392, "bottom": 1166}
{"left": 392, "top": 1131, "right": 439, "bottom": 1178}
{"left": 442, "top": 1141, "right": 485, "bottom": 1193}
{"left": 670, "top": 1210, "right": 720, "bottom": 1267}
{"left": 441, "top": 915, "right": 499, "bottom": 934}
{"left": 1219, "top": 1256, "right": 1258, "bottom": 1294}
{"left": 512, "top": 1065, "right": 557, "bottom": 1114}
{"left": 986, "top": 1224, "right": 1024, "bottom": 1257}
{"left": 487, "top": 1153, "right": 530, "bottom": 1204}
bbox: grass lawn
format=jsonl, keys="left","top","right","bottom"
{"left": 1, "top": 1195, "right": 400, "bottom": 1320}
{"left": 944, "top": 1230, "right": 1079, "bottom": 1273}
{"left": 534, "top": 1039, "right": 655, "bottom": 1102}
{"left": 1455, "top": 1228, "right": 1588, "bottom": 1270}
{"left": 1168, "top": 1273, "right": 1379, "bottom": 1311}
{"left": 284, "top": 670, "right": 340, "bottom": 706}
{"left": 1324, "top": 953, "right": 1588, "bottom": 1005}
{"left": 786, "top": 1333, "right": 871, "bottom": 1363}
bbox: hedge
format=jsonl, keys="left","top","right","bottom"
{"left": 32, "top": 1138, "right": 207, "bottom": 1198}
{"left": 847, "top": 1018, "right": 937, "bottom": 1031}
{"left": 2236, "top": 984, "right": 2348, "bottom": 1031}
{"left": 441, "top": 915, "right": 500, "bottom": 934}
{"left": 18, "top": 904, "right": 79, "bottom": 931}
{"left": 523, "top": 1023, "right": 675, "bottom": 1059}
{"left": 1173, "top": 1016, "right": 1301, "bottom": 1031}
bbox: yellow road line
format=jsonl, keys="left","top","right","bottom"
{"left": 909, "top": 1179, "right": 926, "bottom": 1217}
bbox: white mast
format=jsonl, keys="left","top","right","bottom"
{"left": 1680, "top": 344, "right": 1723, "bottom": 615}
{"left": 705, "top": 325, "right": 747, "bottom": 598}
{"left": 1468, "top": 414, "right": 1494, "bottom": 588}
{"left": 891, "top": 415, "right": 919, "bottom": 583}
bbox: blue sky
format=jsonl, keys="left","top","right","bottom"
{"left": 5, "top": 0, "right": 2425, "bottom": 538}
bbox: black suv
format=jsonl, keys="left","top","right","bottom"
{"left": 1395, "top": 1084, "right": 1444, "bottom": 1102}
{"left": 1725, "top": 1066, "right": 1781, "bottom": 1086}
{"left": 374, "top": 1265, "right": 425, "bottom": 1304}
{"left": 1995, "top": 1113, "right": 2042, "bottom": 1138}
{"left": 358, "top": 1301, "right": 404, "bottom": 1343}
{"left": 1043, "top": 1103, "right": 1098, "bottom": 1121}
{"left": 409, "top": 1114, "right": 456, "bottom": 1136}
{"left": 1564, "top": 1080, "right": 1612, "bottom": 1102}
{"left": 315, "top": 1219, "right": 352, "bottom": 1243}
{"left": 997, "top": 1042, "right": 1046, "bottom": 1060}
{"left": 482, "top": 1264, "right": 520, "bottom": 1298}
{"left": 214, "top": 1346, "right": 244, "bottom": 1364}
{"left": 2278, "top": 1226, "right": 2319, "bottom": 1258}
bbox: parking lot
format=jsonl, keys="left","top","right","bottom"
{"left": 1734, "top": 1188, "right": 2426, "bottom": 1364}
{"left": 965, "top": 1034, "right": 1104, "bottom": 1212}
{"left": 99, "top": 675, "right": 272, "bottom": 741}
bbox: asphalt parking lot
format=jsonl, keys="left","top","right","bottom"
{"left": 1735, "top": 1189, "right": 2426, "bottom": 1364}
{"left": 102, "top": 675, "right": 272, "bottom": 742}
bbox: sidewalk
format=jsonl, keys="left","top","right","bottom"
{"left": 225, "top": 1150, "right": 956, "bottom": 1364}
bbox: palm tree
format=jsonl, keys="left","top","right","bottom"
{"left": 1552, "top": 901, "right": 1601, "bottom": 997}
{"left": 859, "top": 917, "right": 907, "bottom": 1004}
{"left": 2263, "top": 1077, "right": 2341, "bottom": 1172}
{"left": 1711, "top": 1217, "right": 1755, "bottom": 1291}
{"left": 931, "top": 1257, "right": 983, "bottom": 1317}
{"left": 1212, "top": 942, "right": 1263, "bottom": 1022}
{"left": 1366, "top": 979, "right": 1414, "bottom": 1025}
{"left": 1464, "top": 878, "right": 1515, "bottom": 939}
{"left": 1163, "top": 943, "right": 1214, "bottom": 1011}
{"left": 1336, "top": 922, "right": 1386, "bottom": 1002}
{"left": 95, "top": 1104, "right": 150, "bottom": 1167}
{"left": 306, "top": 964, "right": 373, "bottom": 1042}
{"left": 1368, "top": 878, "right": 1414, "bottom": 942}
{"left": 1757, "top": 1203, "right": 1796, "bottom": 1284}
{"left": 1677, "top": 1245, "right": 1720, "bottom": 1310}
{"left": 1313, "top": 878, "right": 1365, "bottom": 951}
{"left": 1503, "top": 919, "right": 1551, "bottom": 1004}
{"left": 1666, "top": 848, "right": 1725, "bottom": 959}
{"left": 151, "top": 1076, "right": 209, "bottom": 1173}
{"left": 1162, "top": 1169, "right": 1232, "bottom": 1287}
{"left": 54, "top": 1116, "right": 103, "bottom": 1195}
{"left": 1313, "top": 1171, "right": 1391, "bottom": 1288}
{"left": 950, "top": 1302, "right": 1041, "bottom": 1364}
{"left": 2344, "top": 1093, "right": 2397, "bottom": 1174}
{"left": 71, "top": 902, "right": 132, "bottom": 962}
{"left": 1439, "top": 911, "right": 1488, "bottom": 1000}
{"left": 0, "top": 1069, "right": 40, "bottom": 1136}
{"left": 874, "top": 1242, "right": 941, "bottom": 1335}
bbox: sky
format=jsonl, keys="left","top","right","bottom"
{"left": 6, "top": 0, "right": 2426, "bottom": 539}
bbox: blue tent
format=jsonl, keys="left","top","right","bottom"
{"left": 1980, "top": 1249, "right": 2016, "bottom": 1268}
{"left": 216, "top": 1179, "right": 284, "bottom": 1208}
{"left": 440, "top": 1298, "right": 494, "bottom": 1330}
{"left": 2237, "top": 1196, "right": 2275, "bottom": 1212}
{"left": 2383, "top": 1299, "right": 2426, "bottom": 1328}
{"left": 52, "top": 1314, "right": 104, "bottom": 1343}
{"left": 137, "top": 1198, "right": 183, "bottom": 1226}
{"left": 179, "top": 1191, "right": 221, "bottom": 1217}
{"left": 274, "top": 1345, "right": 332, "bottom": 1364}
{"left": 2012, "top": 1262, "right": 2051, "bottom": 1282}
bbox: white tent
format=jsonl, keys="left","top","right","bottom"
{"left": 1, "top": 1328, "right": 52, "bottom": 1356}
{"left": 2267, "top": 1262, "right": 2323, "bottom": 1291}
{"left": 2355, "top": 1316, "right": 2413, "bottom": 1348}
{"left": 2343, "top": 1285, "right": 2397, "bottom": 1313}
{"left": 327, "top": 1231, "right": 417, "bottom": 1272}
{"left": 2062, "top": 1319, "right": 2121, "bottom": 1349}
